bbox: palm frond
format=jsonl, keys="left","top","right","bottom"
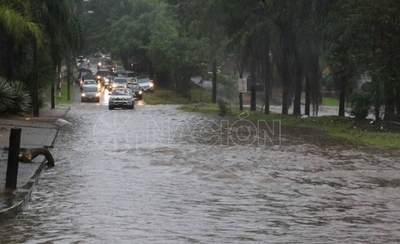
{"left": 0, "top": 77, "right": 32, "bottom": 114}
{"left": 0, "top": 77, "right": 17, "bottom": 113}
{"left": 9, "top": 80, "right": 32, "bottom": 112}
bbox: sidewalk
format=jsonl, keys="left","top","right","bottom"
{"left": 0, "top": 105, "right": 70, "bottom": 223}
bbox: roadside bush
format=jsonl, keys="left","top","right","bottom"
{"left": 0, "top": 77, "right": 32, "bottom": 115}
{"left": 218, "top": 98, "right": 229, "bottom": 116}
{"left": 348, "top": 92, "right": 373, "bottom": 120}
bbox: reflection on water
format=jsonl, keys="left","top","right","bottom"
{"left": 1, "top": 105, "right": 400, "bottom": 243}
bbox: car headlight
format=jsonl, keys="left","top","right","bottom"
{"left": 96, "top": 93, "right": 100, "bottom": 97}
{"left": 81, "top": 93, "right": 86, "bottom": 97}
{"left": 138, "top": 90, "right": 142, "bottom": 94}
{"left": 112, "top": 84, "right": 117, "bottom": 87}
{"left": 97, "top": 75, "right": 101, "bottom": 79}
{"left": 98, "top": 62, "right": 101, "bottom": 66}
{"left": 149, "top": 82, "right": 154, "bottom": 87}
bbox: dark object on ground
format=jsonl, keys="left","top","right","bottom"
{"left": 18, "top": 147, "right": 55, "bottom": 167}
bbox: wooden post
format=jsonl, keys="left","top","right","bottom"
{"left": 5, "top": 128, "right": 21, "bottom": 189}
{"left": 239, "top": 92, "right": 243, "bottom": 110}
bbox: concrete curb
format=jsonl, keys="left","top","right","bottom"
{"left": 0, "top": 106, "right": 70, "bottom": 223}
{"left": 0, "top": 159, "right": 46, "bottom": 223}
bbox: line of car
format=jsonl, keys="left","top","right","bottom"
{"left": 76, "top": 56, "right": 155, "bottom": 110}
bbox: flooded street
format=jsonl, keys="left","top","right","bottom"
{"left": 1, "top": 102, "right": 400, "bottom": 243}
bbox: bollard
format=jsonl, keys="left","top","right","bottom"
{"left": 5, "top": 128, "right": 21, "bottom": 189}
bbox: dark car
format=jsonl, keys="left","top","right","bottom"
{"left": 114, "top": 65, "right": 125, "bottom": 76}
{"left": 104, "top": 74, "right": 115, "bottom": 91}
{"left": 77, "top": 69, "right": 93, "bottom": 85}
{"left": 81, "top": 73, "right": 96, "bottom": 88}
{"left": 246, "top": 76, "right": 264, "bottom": 91}
{"left": 97, "top": 57, "right": 114, "bottom": 72}
{"left": 127, "top": 82, "right": 143, "bottom": 100}
{"left": 81, "top": 85, "right": 100, "bottom": 102}
{"left": 95, "top": 69, "right": 109, "bottom": 86}
{"left": 125, "top": 71, "right": 136, "bottom": 82}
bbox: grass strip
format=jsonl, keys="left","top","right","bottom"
{"left": 179, "top": 103, "right": 400, "bottom": 149}
{"left": 56, "top": 83, "right": 74, "bottom": 105}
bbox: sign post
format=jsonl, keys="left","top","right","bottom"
{"left": 238, "top": 78, "right": 247, "bottom": 110}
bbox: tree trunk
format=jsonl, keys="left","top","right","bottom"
{"left": 6, "top": 38, "right": 15, "bottom": 80}
{"left": 250, "top": 59, "right": 256, "bottom": 111}
{"left": 66, "top": 51, "right": 71, "bottom": 101}
{"left": 293, "top": 48, "right": 303, "bottom": 116}
{"left": 396, "top": 83, "right": 400, "bottom": 117}
{"left": 305, "top": 76, "right": 310, "bottom": 116}
{"left": 264, "top": 51, "right": 272, "bottom": 115}
{"left": 373, "top": 74, "right": 381, "bottom": 121}
{"left": 33, "top": 38, "right": 39, "bottom": 117}
{"left": 338, "top": 75, "right": 346, "bottom": 117}
{"left": 237, "top": 61, "right": 244, "bottom": 111}
{"left": 212, "top": 58, "right": 217, "bottom": 103}
{"left": 281, "top": 36, "right": 290, "bottom": 115}
{"left": 384, "top": 79, "right": 395, "bottom": 120}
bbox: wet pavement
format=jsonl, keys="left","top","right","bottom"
{"left": 0, "top": 106, "right": 70, "bottom": 220}
{"left": 1, "top": 87, "right": 400, "bottom": 243}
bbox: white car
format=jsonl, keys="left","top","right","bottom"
{"left": 108, "top": 88, "right": 134, "bottom": 110}
{"left": 76, "top": 56, "right": 90, "bottom": 68}
{"left": 80, "top": 79, "right": 97, "bottom": 91}
{"left": 132, "top": 76, "right": 154, "bottom": 92}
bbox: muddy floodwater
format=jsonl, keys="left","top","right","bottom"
{"left": 1, "top": 103, "right": 400, "bottom": 243}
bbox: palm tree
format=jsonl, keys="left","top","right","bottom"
{"left": 0, "top": 1, "right": 42, "bottom": 79}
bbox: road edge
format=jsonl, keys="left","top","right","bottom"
{"left": 0, "top": 106, "right": 71, "bottom": 223}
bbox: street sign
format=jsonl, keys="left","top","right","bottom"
{"left": 238, "top": 78, "right": 247, "bottom": 92}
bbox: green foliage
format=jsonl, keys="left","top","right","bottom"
{"left": 0, "top": 77, "right": 31, "bottom": 114}
{"left": 348, "top": 92, "right": 373, "bottom": 120}
{"left": 147, "top": 3, "right": 209, "bottom": 98}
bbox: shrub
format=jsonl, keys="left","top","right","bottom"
{"left": 217, "top": 98, "right": 229, "bottom": 116}
{"left": 348, "top": 92, "right": 372, "bottom": 120}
